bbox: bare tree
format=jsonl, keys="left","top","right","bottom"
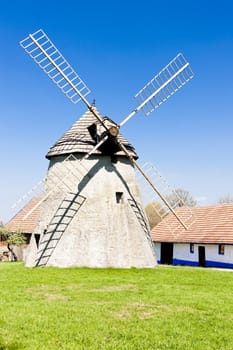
{"left": 166, "top": 188, "right": 196, "bottom": 208}
{"left": 218, "top": 195, "right": 233, "bottom": 204}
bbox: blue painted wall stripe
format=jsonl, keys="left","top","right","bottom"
{"left": 158, "top": 259, "right": 233, "bottom": 269}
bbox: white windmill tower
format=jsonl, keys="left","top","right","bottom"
{"left": 18, "top": 29, "right": 194, "bottom": 268}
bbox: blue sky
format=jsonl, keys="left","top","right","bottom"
{"left": 0, "top": 0, "right": 233, "bottom": 223}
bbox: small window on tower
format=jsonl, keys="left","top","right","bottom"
{"left": 116, "top": 192, "right": 123, "bottom": 204}
{"left": 35, "top": 234, "right": 40, "bottom": 248}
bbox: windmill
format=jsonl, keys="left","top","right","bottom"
{"left": 18, "top": 29, "right": 194, "bottom": 268}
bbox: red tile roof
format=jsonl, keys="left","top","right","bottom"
{"left": 151, "top": 204, "right": 233, "bottom": 244}
{"left": 5, "top": 197, "right": 41, "bottom": 233}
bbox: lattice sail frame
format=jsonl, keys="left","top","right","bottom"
{"left": 12, "top": 154, "right": 89, "bottom": 221}
{"left": 17, "top": 29, "right": 195, "bottom": 232}
{"left": 137, "top": 162, "right": 195, "bottom": 234}
{"left": 134, "top": 53, "right": 194, "bottom": 116}
{"left": 12, "top": 178, "right": 45, "bottom": 213}
{"left": 20, "top": 29, "right": 90, "bottom": 104}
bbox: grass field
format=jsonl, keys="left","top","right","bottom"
{"left": 0, "top": 263, "right": 232, "bottom": 350}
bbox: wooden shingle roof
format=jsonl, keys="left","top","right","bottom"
{"left": 5, "top": 197, "right": 41, "bottom": 234}
{"left": 151, "top": 204, "right": 233, "bottom": 244}
{"left": 46, "top": 107, "right": 137, "bottom": 159}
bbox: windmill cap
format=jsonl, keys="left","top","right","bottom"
{"left": 46, "top": 107, "right": 138, "bottom": 160}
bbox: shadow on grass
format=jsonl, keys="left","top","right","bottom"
{"left": 0, "top": 341, "right": 23, "bottom": 350}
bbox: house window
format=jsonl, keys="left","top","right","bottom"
{"left": 190, "top": 243, "right": 194, "bottom": 254}
{"left": 218, "top": 244, "right": 225, "bottom": 255}
{"left": 116, "top": 192, "right": 123, "bottom": 204}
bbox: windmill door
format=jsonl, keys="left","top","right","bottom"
{"left": 198, "top": 246, "right": 206, "bottom": 267}
{"left": 160, "top": 243, "right": 173, "bottom": 265}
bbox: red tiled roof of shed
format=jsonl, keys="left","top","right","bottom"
{"left": 151, "top": 204, "right": 233, "bottom": 244}
{"left": 5, "top": 197, "right": 41, "bottom": 233}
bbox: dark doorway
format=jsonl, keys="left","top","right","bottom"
{"left": 160, "top": 242, "right": 173, "bottom": 265}
{"left": 198, "top": 246, "right": 206, "bottom": 267}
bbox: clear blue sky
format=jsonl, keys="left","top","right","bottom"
{"left": 0, "top": 0, "right": 233, "bottom": 223}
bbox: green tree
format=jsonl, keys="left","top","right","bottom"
{"left": 0, "top": 224, "right": 26, "bottom": 261}
{"left": 144, "top": 202, "right": 165, "bottom": 229}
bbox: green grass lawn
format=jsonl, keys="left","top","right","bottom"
{"left": 0, "top": 263, "right": 232, "bottom": 350}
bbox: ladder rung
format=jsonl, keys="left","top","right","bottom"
{"left": 38, "top": 255, "right": 51, "bottom": 260}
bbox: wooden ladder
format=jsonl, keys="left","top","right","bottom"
{"left": 35, "top": 192, "right": 86, "bottom": 267}
{"left": 128, "top": 198, "right": 155, "bottom": 254}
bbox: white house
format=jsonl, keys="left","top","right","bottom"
{"left": 151, "top": 204, "right": 233, "bottom": 269}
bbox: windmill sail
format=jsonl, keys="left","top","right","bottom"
{"left": 11, "top": 179, "right": 46, "bottom": 219}
{"left": 136, "top": 162, "right": 195, "bottom": 234}
{"left": 119, "top": 53, "right": 193, "bottom": 126}
{"left": 20, "top": 29, "right": 109, "bottom": 130}
{"left": 18, "top": 29, "right": 195, "bottom": 241}
{"left": 134, "top": 53, "right": 194, "bottom": 116}
{"left": 12, "top": 153, "right": 89, "bottom": 221}
{"left": 20, "top": 29, "right": 90, "bottom": 104}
